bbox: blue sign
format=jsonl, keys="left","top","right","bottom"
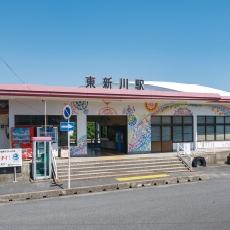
{"left": 63, "top": 105, "right": 72, "bottom": 119}
{"left": 60, "top": 122, "right": 75, "bottom": 131}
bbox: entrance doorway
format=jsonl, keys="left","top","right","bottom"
{"left": 87, "top": 115, "right": 127, "bottom": 155}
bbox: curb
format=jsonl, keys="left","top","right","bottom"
{"left": 0, "top": 174, "right": 209, "bottom": 203}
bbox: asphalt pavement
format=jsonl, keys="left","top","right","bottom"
{"left": 0, "top": 162, "right": 230, "bottom": 230}
{"left": 0, "top": 162, "right": 229, "bottom": 196}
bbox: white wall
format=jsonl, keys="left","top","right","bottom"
{"left": 8, "top": 99, "right": 230, "bottom": 155}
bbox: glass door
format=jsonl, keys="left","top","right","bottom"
{"left": 36, "top": 141, "right": 45, "bottom": 178}
{"left": 45, "top": 141, "right": 50, "bottom": 178}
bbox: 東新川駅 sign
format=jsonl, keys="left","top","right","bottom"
{"left": 85, "top": 75, "right": 144, "bottom": 90}
{"left": 0, "top": 149, "right": 22, "bottom": 168}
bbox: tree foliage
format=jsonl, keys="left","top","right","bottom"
{"left": 87, "top": 122, "right": 95, "bottom": 139}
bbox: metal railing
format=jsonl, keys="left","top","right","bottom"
{"left": 177, "top": 143, "right": 194, "bottom": 172}
{"left": 51, "top": 149, "right": 58, "bottom": 181}
{"left": 194, "top": 141, "right": 215, "bottom": 154}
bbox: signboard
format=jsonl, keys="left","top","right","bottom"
{"left": 63, "top": 105, "right": 72, "bottom": 120}
{"left": 60, "top": 122, "right": 75, "bottom": 131}
{"left": 0, "top": 149, "right": 22, "bottom": 168}
{"left": 60, "top": 149, "right": 69, "bottom": 158}
{"left": 85, "top": 75, "right": 145, "bottom": 90}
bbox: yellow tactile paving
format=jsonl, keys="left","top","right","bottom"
{"left": 130, "top": 155, "right": 151, "bottom": 157}
{"left": 116, "top": 174, "right": 170, "bottom": 181}
{"left": 98, "top": 156, "right": 123, "bottom": 160}
{"left": 98, "top": 152, "right": 124, "bottom": 160}
{"left": 103, "top": 152, "right": 119, "bottom": 156}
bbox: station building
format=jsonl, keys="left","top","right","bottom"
{"left": 1, "top": 81, "right": 230, "bottom": 156}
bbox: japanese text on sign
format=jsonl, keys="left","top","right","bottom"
{"left": 0, "top": 149, "right": 22, "bottom": 167}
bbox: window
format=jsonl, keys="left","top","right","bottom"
{"left": 151, "top": 116, "right": 193, "bottom": 142}
{"left": 197, "top": 116, "right": 230, "bottom": 141}
{"left": 15, "top": 115, "right": 77, "bottom": 146}
{"left": 101, "top": 126, "right": 108, "bottom": 138}
{"left": 151, "top": 126, "right": 161, "bottom": 141}
{"left": 15, "top": 115, "right": 30, "bottom": 126}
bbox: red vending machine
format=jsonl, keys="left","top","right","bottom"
{"left": 11, "top": 127, "right": 34, "bottom": 149}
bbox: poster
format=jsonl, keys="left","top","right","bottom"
{"left": 60, "top": 149, "right": 68, "bottom": 158}
{"left": 0, "top": 149, "right": 22, "bottom": 167}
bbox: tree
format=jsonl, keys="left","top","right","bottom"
{"left": 87, "top": 122, "right": 95, "bottom": 139}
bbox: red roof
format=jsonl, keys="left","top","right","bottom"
{"left": 0, "top": 84, "right": 229, "bottom": 102}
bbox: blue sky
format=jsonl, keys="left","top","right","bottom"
{"left": 0, "top": 0, "right": 230, "bottom": 91}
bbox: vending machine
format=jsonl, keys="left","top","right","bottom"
{"left": 116, "top": 131, "right": 125, "bottom": 152}
{"left": 11, "top": 127, "right": 34, "bottom": 149}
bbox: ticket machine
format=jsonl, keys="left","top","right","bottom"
{"left": 32, "top": 137, "right": 52, "bottom": 180}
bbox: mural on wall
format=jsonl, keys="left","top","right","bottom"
{"left": 63, "top": 100, "right": 230, "bottom": 154}
{"left": 174, "top": 107, "right": 193, "bottom": 116}
{"left": 128, "top": 102, "right": 230, "bottom": 153}
{"left": 63, "top": 102, "right": 78, "bottom": 115}
{"left": 122, "top": 105, "right": 135, "bottom": 115}
{"left": 73, "top": 101, "right": 89, "bottom": 115}
{"left": 99, "top": 101, "right": 117, "bottom": 115}
{"left": 144, "top": 103, "right": 230, "bottom": 116}
{"left": 83, "top": 109, "right": 89, "bottom": 115}
{"left": 144, "top": 102, "right": 158, "bottom": 113}
{"left": 70, "top": 134, "right": 87, "bottom": 155}
{"left": 128, "top": 114, "right": 137, "bottom": 127}
{"left": 128, "top": 114, "right": 151, "bottom": 152}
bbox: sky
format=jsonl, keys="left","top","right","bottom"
{"left": 0, "top": 0, "right": 230, "bottom": 91}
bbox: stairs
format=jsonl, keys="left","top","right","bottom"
{"left": 56, "top": 156, "right": 191, "bottom": 181}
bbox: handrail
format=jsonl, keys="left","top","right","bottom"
{"left": 177, "top": 143, "right": 194, "bottom": 172}
{"left": 51, "top": 149, "right": 58, "bottom": 181}
{"left": 194, "top": 141, "right": 215, "bottom": 154}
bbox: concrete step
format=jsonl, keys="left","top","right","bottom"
{"left": 56, "top": 158, "right": 180, "bottom": 167}
{"left": 55, "top": 155, "right": 191, "bottom": 181}
{"left": 57, "top": 160, "right": 183, "bottom": 171}
{"left": 57, "top": 163, "right": 185, "bottom": 174}
{"left": 58, "top": 167, "right": 187, "bottom": 177}
{"left": 56, "top": 156, "right": 179, "bottom": 165}
{"left": 58, "top": 166, "right": 188, "bottom": 177}
{"left": 58, "top": 167, "right": 190, "bottom": 180}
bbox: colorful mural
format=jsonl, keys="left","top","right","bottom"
{"left": 144, "top": 102, "right": 158, "bottom": 113}
{"left": 70, "top": 134, "right": 87, "bottom": 155}
{"left": 63, "top": 102, "right": 78, "bottom": 115}
{"left": 122, "top": 105, "right": 135, "bottom": 115}
{"left": 99, "top": 101, "right": 117, "bottom": 115}
{"left": 73, "top": 101, "right": 89, "bottom": 115}
{"left": 174, "top": 107, "right": 193, "bottom": 116}
{"left": 128, "top": 114, "right": 151, "bottom": 152}
{"left": 128, "top": 102, "right": 230, "bottom": 153}
{"left": 73, "top": 101, "right": 88, "bottom": 110}
{"left": 144, "top": 103, "right": 230, "bottom": 116}
{"left": 83, "top": 109, "right": 89, "bottom": 115}
{"left": 63, "top": 100, "right": 230, "bottom": 154}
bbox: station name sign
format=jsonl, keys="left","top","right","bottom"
{"left": 85, "top": 76, "right": 144, "bottom": 90}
